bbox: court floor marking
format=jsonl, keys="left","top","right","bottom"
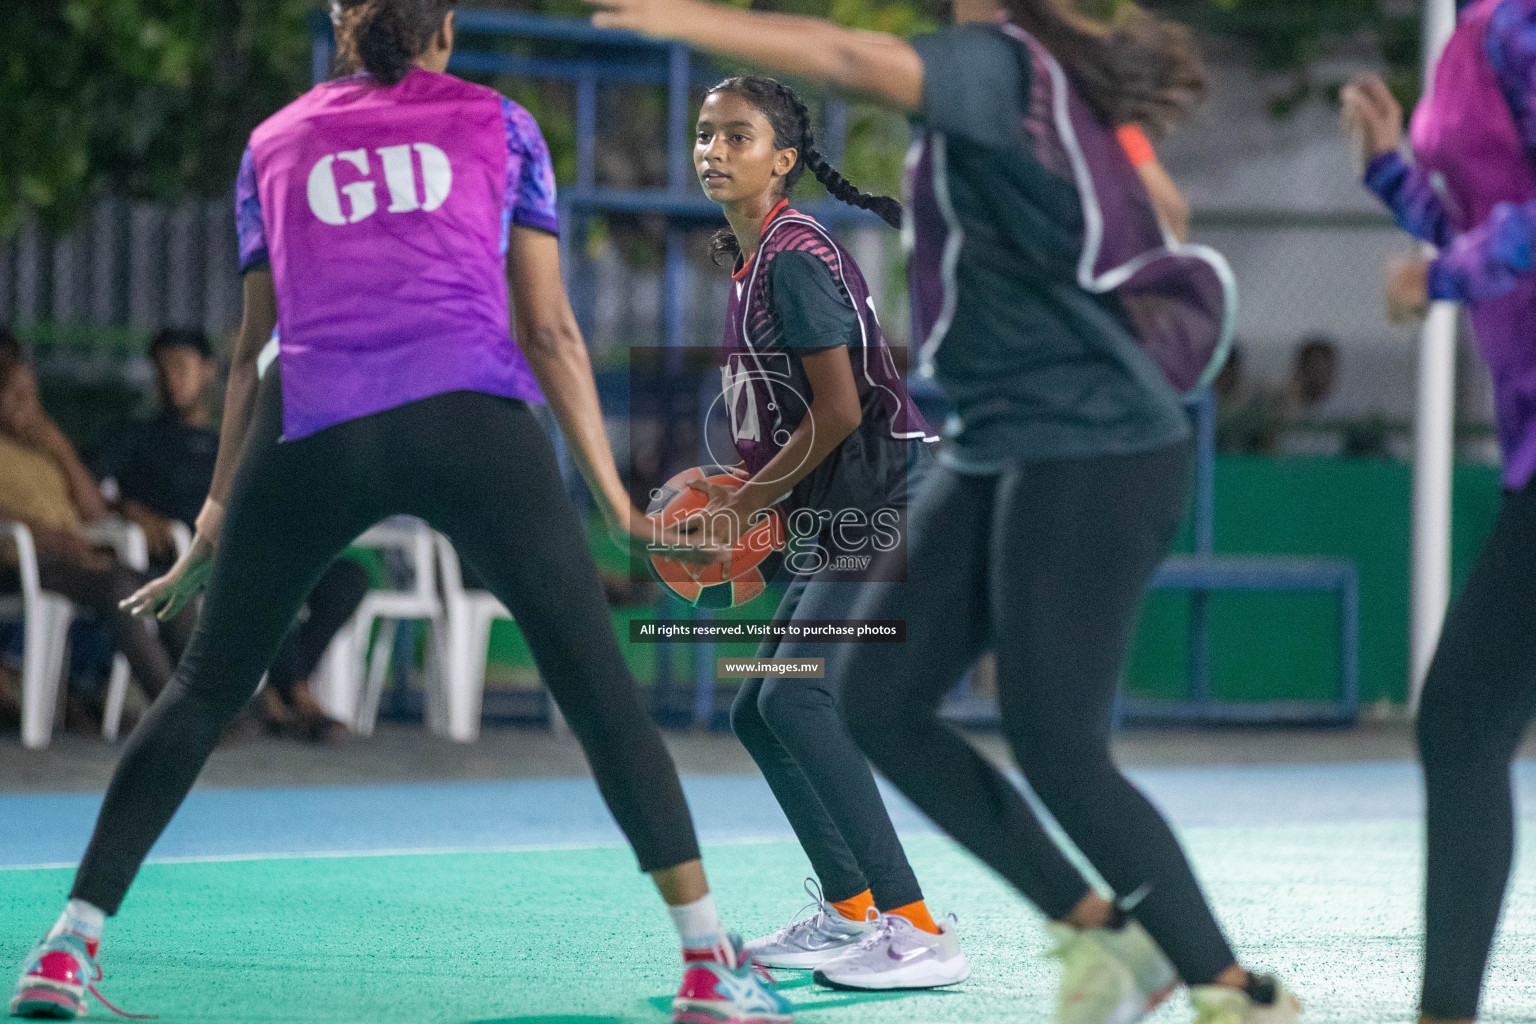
{"left": 0, "top": 834, "right": 794, "bottom": 873}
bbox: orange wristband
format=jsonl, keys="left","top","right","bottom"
{"left": 1116, "top": 124, "right": 1157, "bottom": 168}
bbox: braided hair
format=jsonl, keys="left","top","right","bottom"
{"left": 704, "top": 77, "right": 903, "bottom": 266}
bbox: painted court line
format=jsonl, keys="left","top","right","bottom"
{"left": 1, "top": 762, "right": 1530, "bottom": 871}
{"left": 0, "top": 834, "right": 794, "bottom": 873}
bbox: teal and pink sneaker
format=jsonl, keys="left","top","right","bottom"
{"left": 10, "top": 933, "right": 147, "bottom": 1020}
{"left": 673, "top": 935, "right": 793, "bottom": 1024}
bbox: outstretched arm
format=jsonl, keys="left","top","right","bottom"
{"left": 507, "top": 226, "right": 719, "bottom": 563}
{"left": 588, "top": 0, "right": 925, "bottom": 112}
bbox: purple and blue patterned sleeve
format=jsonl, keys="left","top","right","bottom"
{"left": 235, "top": 146, "right": 270, "bottom": 274}
{"left": 1364, "top": 151, "right": 1454, "bottom": 248}
{"left": 501, "top": 97, "right": 559, "bottom": 250}
{"left": 1422, "top": 0, "right": 1536, "bottom": 301}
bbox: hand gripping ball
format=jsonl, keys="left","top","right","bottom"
{"left": 646, "top": 465, "right": 785, "bottom": 608}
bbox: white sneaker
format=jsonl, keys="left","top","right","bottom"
{"left": 811, "top": 913, "right": 971, "bottom": 991}
{"left": 1046, "top": 920, "right": 1174, "bottom": 1024}
{"left": 743, "top": 880, "right": 875, "bottom": 969}
{"left": 1189, "top": 976, "right": 1302, "bottom": 1024}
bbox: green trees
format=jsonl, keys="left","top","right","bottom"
{"left": 0, "top": 0, "right": 1430, "bottom": 236}
{"left": 1, "top": 0, "right": 311, "bottom": 235}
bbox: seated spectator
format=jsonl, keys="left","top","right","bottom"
{"left": 94, "top": 329, "right": 219, "bottom": 562}
{"left": 95, "top": 329, "right": 367, "bottom": 743}
{"left": 1214, "top": 344, "right": 1282, "bottom": 454}
{"left": 0, "top": 345, "right": 194, "bottom": 718}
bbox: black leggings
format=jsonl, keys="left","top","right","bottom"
{"left": 732, "top": 574, "right": 923, "bottom": 911}
{"left": 71, "top": 372, "right": 700, "bottom": 914}
{"left": 1416, "top": 478, "right": 1536, "bottom": 1020}
{"left": 838, "top": 446, "right": 1238, "bottom": 986}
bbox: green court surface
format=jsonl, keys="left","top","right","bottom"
{"left": 4, "top": 824, "right": 1534, "bottom": 1024}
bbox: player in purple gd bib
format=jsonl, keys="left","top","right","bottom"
{"left": 1345, "top": 1, "right": 1536, "bottom": 1019}
{"left": 588, "top": 0, "right": 1300, "bottom": 1022}
{"left": 683, "top": 77, "right": 963, "bottom": 991}
{"left": 8, "top": 4, "right": 790, "bottom": 1023}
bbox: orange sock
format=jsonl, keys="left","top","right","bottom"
{"left": 886, "top": 899, "right": 941, "bottom": 935}
{"left": 829, "top": 889, "right": 875, "bottom": 923}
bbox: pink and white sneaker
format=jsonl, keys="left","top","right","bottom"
{"left": 673, "top": 934, "right": 793, "bottom": 1024}
{"left": 10, "top": 934, "right": 147, "bottom": 1021}
{"left": 11, "top": 933, "right": 95, "bottom": 1020}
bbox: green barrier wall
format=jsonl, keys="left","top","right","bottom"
{"left": 1127, "top": 457, "right": 1502, "bottom": 706}
{"left": 485, "top": 457, "right": 1505, "bottom": 707}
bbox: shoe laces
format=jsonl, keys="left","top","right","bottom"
{"left": 47, "top": 940, "right": 156, "bottom": 1021}
{"left": 844, "top": 910, "right": 899, "bottom": 953}
{"left": 710, "top": 935, "right": 776, "bottom": 987}
{"left": 86, "top": 960, "right": 157, "bottom": 1021}
{"left": 766, "top": 878, "right": 838, "bottom": 946}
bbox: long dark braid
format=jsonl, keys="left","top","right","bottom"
{"left": 705, "top": 77, "right": 903, "bottom": 266}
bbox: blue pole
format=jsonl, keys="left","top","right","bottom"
{"left": 1195, "top": 389, "right": 1217, "bottom": 556}
{"left": 576, "top": 63, "right": 598, "bottom": 193}
{"left": 667, "top": 44, "right": 692, "bottom": 195}
{"left": 823, "top": 100, "right": 849, "bottom": 169}
{"left": 1190, "top": 389, "right": 1216, "bottom": 713}
{"left": 311, "top": 18, "right": 334, "bottom": 86}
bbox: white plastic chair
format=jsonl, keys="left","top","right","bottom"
{"left": 423, "top": 532, "right": 568, "bottom": 744}
{"left": 2, "top": 517, "right": 151, "bottom": 748}
{"left": 314, "top": 518, "right": 443, "bottom": 734}
{"left": 1, "top": 523, "right": 75, "bottom": 749}
{"left": 423, "top": 532, "right": 510, "bottom": 744}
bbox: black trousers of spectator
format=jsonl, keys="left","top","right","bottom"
{"left": 838, "top": 445, "right": 1241, "bottom": 987}
{"left": 265, "top": 559, "right": 370, "bottom": 702}
{"left": 1417, "top": 477, "right": 1536, "bottom": 1020}
{"left": 70, "top": 369, "right": 701, "bottom": 914}
{"left": 2, "top": 555, "right": 194, "bottom": 699}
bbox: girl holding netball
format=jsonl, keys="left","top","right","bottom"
{"left": 682, "top": 76, "right": 962, "bottom": 990}
{"left": 586, "top": 0, "right": 1299, "bottom": 1022}
{"left": 1345, "top": 0, "right": 1536, "bottom": 1018}
{"left": 9, "top": 4, "right": 789, "bottom": 1023}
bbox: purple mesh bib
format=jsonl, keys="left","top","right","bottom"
{"left": 721, "top": 208, "right": 935, "bottom": 477}
{"left": 906, "top": 25, "right": 1236, "bottom": 396}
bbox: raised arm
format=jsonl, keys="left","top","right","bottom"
{"left": 1342, "top": 74, "right": 1454, "bottom": 247}
{"left": 588, "top": 0, "right": 925, "bottom": 112}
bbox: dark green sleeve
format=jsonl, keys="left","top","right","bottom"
{"left": 767, "top": 251, "right": 860, "bottom": 352}
{"left": 910, "top": 24, "right": 1030, "bottom": 149}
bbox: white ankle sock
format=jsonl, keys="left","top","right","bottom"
{"left": 48, "top": 900, "right": 104, "bottom": 954}
{"left": 668, "top": 893, "right": 723, "bottom": 951}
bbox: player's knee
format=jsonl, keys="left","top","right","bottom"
{"left": 1016, "top": 736, "right": 1116, "bottom": 806}
{"left": 1415, "top": 682, "right": 1504, "bottom": 776}
{"left": 730, "top": 682, "right": 767, "bottom": 744}
{"left": 756, "top": 678, "right": 825, "bottom": 735}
